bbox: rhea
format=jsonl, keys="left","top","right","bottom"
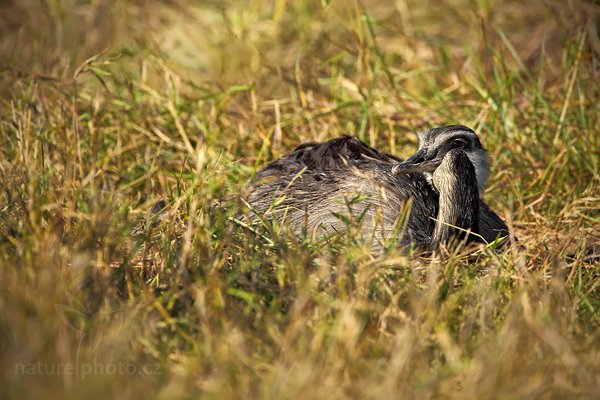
{"left": 247, "top": 125, "right": 509, "bottom": 251}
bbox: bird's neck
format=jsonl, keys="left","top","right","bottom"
{"left": 431, "top": 151, "right": 480, "bottom": 249}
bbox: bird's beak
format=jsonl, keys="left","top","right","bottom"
{"left": 391, "top": 148, "right": 442, "bottom": 175}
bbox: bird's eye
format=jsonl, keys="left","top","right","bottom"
{"left": 451, "top": 139, "right": 468, "bottom": 150}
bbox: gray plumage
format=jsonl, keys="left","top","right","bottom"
{"left": 246, "top": 125, "right": 509, "bottom": 251}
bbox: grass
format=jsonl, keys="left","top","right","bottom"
{"left": 1, "top": 0, "right": 599, "bottom": 398}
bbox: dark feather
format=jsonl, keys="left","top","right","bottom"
{"left": 247, "top": 136, "right": 508, "bottom": 251}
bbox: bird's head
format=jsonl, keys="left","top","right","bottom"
{"left": 392, "top": 125, "right": 490, "bottom": 192}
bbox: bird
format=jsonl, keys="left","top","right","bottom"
{"left": 246, "top": 125, "right": 509, "bottom": 252}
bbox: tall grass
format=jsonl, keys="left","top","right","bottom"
{"left": 1, "top": 0, "right": 599, "bottom": 398}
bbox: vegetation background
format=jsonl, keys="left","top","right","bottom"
{"left": 1, "top": 0, "right": 599, "bottom": 398}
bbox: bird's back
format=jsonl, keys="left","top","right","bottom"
{"left": 247, "top": 136, "right": 438, "bottom": 248}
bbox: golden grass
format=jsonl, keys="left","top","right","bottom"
{"left": 1, "top": 0, "right": 599, "bottom": 398}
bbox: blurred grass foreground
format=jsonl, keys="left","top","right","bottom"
{"left": 1, "top": 0, "right": 600, "bottom": 398}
